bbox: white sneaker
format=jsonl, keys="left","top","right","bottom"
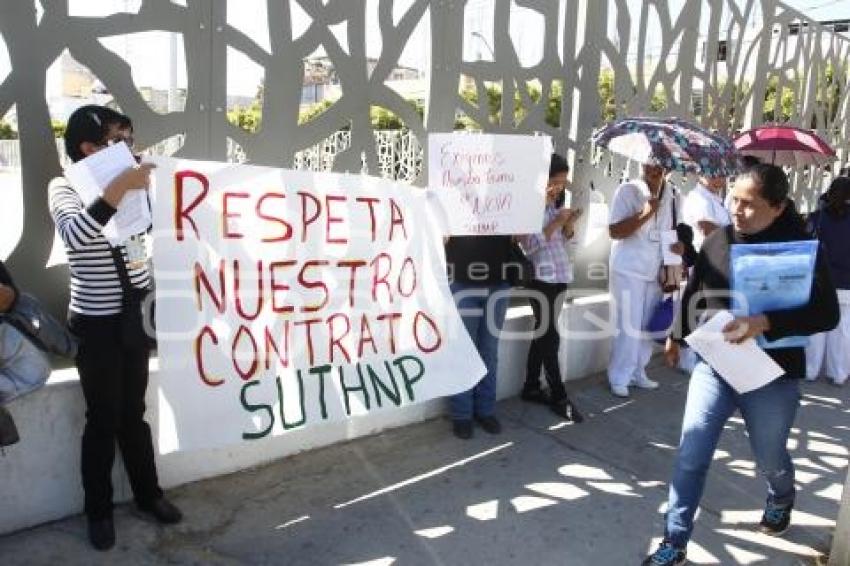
{"left": 610, "top": 384, "right": 630, "bottom": 398}
{"left": 632, "top": 375, "right": 659, "bottom": 390}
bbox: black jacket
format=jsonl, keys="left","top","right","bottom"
{"left": 673, "top": 202, "right": 839, "bottom": 379}
{"left": 445, "top": 235, "right": 513, "bottom": 286}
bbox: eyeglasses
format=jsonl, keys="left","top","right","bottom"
{"left": 105, "top": 134, "right": 134, "bottom": 149}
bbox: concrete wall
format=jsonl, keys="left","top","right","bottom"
{"left": 0, "top": 296, "right": 611, "bottom": 535}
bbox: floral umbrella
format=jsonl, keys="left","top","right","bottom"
{"left": 733, "top": 125, "right": 836, "bottom": 167}
{"left": 591, "top": 117, "right": 739, "bottom": 177}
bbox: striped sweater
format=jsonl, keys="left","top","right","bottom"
{"left": 48, "top": 177, "right": 151, "bottom": 316}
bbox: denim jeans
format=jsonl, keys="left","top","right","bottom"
{"left": 665, "top": 362, "right": 800, "bottom": 548}
{"left": 449, "top": 282, "right": 510, "bottom": 421}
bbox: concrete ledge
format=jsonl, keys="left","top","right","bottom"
{"left": 0, "top": 292, "right": 611, "bottom": 535}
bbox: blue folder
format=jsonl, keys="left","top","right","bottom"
{"left": 730, "top": 240, "right": 818, "bottom": 349}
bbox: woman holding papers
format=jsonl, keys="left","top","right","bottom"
{"left": 607, "top": 164, "right": 684, "bottom": 398}
{"left": 48, "top": 106, "right": 181, "bottom": 551}
{"left": 644, "top": 163, "right": 838, "bottom": 566}
{"left": 805, "top": 176, "right": 850, "bottom": 386}
{"left": 517, "top": 153, "right": 583, "bottom": 422}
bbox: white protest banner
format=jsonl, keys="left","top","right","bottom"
{"left": 149, "top": 158, "right": 486, "bottom": 453}
{"left": 428, "top": 133, "right": 551, "bottom": 235}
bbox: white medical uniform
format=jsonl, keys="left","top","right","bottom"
{"left": 607, "top": 179, "right": 680, "bottom": 388}
{"left": 678, "top": 184, "right": 732, "bottom": 372}
{"left": 683, "top": 183, "right": 731, "bottom": 251}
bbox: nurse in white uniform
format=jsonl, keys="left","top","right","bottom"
{"left": 683, "top": 175, "right": 731, "bottom": 251}
{"left": 607, "top": 164, "right": 683, "bottom": 397}
{"left": 679, "top": 175, "right": 732, "bottom": 372}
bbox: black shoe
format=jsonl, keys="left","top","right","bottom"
{"left": 138, "top": 497, "right": 183, "bottom": 525}
{"left": 0, "top": 405, "right": 19, "bottom": 448}
{"left": 550, "top": 399, "right": 584, "bottom": 423}
{"left": 452, "top": 419, "right": 474, "bottom": 439}
{"left": 759, "top": 502, "right": 792, "bottom": 536}
{"left": 520, "top": 387, "right": 549, "bottom": 405}
{"left": 87, "top": 517, "right": 115, "bottom": 551}
{"left": 474, "top": 415, "right": 502, "bottom": 435}
{"left": 642, "top": 541, "right": 686, "bottom": 565}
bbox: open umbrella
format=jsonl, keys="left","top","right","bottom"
{"left": 592, "top": 117, "right": 739, "bottom": 177}
{"left": 733, "top": 125, "right": 836, "bottom": 167}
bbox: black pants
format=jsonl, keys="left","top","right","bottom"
{"left": 69, "top": 310, "right": 162, "bottom": 519}
{"left": 524, "top": 279, "right": 568, "bottom": 402}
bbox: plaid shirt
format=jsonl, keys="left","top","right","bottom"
{"left": 518, "top": 204, "right": 575, "bottom": 284}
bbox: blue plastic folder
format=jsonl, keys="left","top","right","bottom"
{"left": 730, "top": 240, "right": 818, "bottom": 349}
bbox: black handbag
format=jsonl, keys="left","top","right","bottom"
{"left": 109, "top": 246, "right": 157, "bottom": 350}
{"left": 1, "top": 293, "right": 78, "bottom": 358}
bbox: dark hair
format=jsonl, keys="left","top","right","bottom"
{"left": 64, "top": 105, "right": 132, "bottom": 162}
{"left": 739, "top": 163, "right": 789, "bottom": 207}
{"left": 824, "top": 176, "right": 850, "bottom": 219}
{"left": 739, "top": 154, "right": 761, "bottom": 172}
{"left": 549, "top": 153, "right": 570, "bottom": 208}
{"left": 549, "top": 153, "right": 570, "bottom": 178}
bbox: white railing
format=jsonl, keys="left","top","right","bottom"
{"left": 0, "top": 131, "right": 423, "bottom": 182}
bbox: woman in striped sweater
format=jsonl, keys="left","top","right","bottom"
{"left": 49, "top": 105, "right": 181, "bottom": 551}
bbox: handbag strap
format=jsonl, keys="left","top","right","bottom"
{"left": 670, "top": 184, "right": 678, "bottom": 228}
{"left": 109, "top": 246, "right": 137, "bottom": 309}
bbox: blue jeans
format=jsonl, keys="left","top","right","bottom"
{"left": 449, "top": 282, "right": 510, "bottom": 421}
{"left": 665, "top": 362, "right": 800, "bottom": 548}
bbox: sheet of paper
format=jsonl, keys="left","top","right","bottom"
{"left": 685, "top": 310, "right": 784, "bottom": 394}
{"left": 64, "top": 143, "right": 151, "bottom": 245}
{"left": 661, "top": 229, "right": 682, "bottom": 266}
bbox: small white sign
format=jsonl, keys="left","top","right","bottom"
{"left": 427, "top": 133, "right": 551, "bottom": 235}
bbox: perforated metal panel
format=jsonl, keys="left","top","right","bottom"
{"left": 1, "top": 0, "right": 848, "bottom": 309}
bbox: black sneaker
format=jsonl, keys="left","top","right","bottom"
{"left": 759, "top": 502, "right": 792, "bottom": 536}
{"left": 474, "top": 415, "right": 502, "bottom": 434}
{"left": 87, "top": 517, "right": 116, "bottom": 551}
{"left": 642, "top": 541, "right": 686, "bottom": 565}
{"left": 452, "top": 419, "right": 473, "bottom": 439}
{"left": 550, "top": 399, "right": 584, "bottom": 423}
{"left": 137, "top": 497, "right": 183, "bottom": 525}
{"left": 520, "top": 387, "right": 549, "bottom": 405}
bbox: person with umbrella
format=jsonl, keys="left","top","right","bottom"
{"left": 607, "top": 162, "right": 683, "bottom": 397}
{"left": 594, "top": 118, "right": 737, "bottom": 397}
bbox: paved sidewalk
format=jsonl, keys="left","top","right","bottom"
{"left": 1, "top": 362, "right": 847, "bottom": 565}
